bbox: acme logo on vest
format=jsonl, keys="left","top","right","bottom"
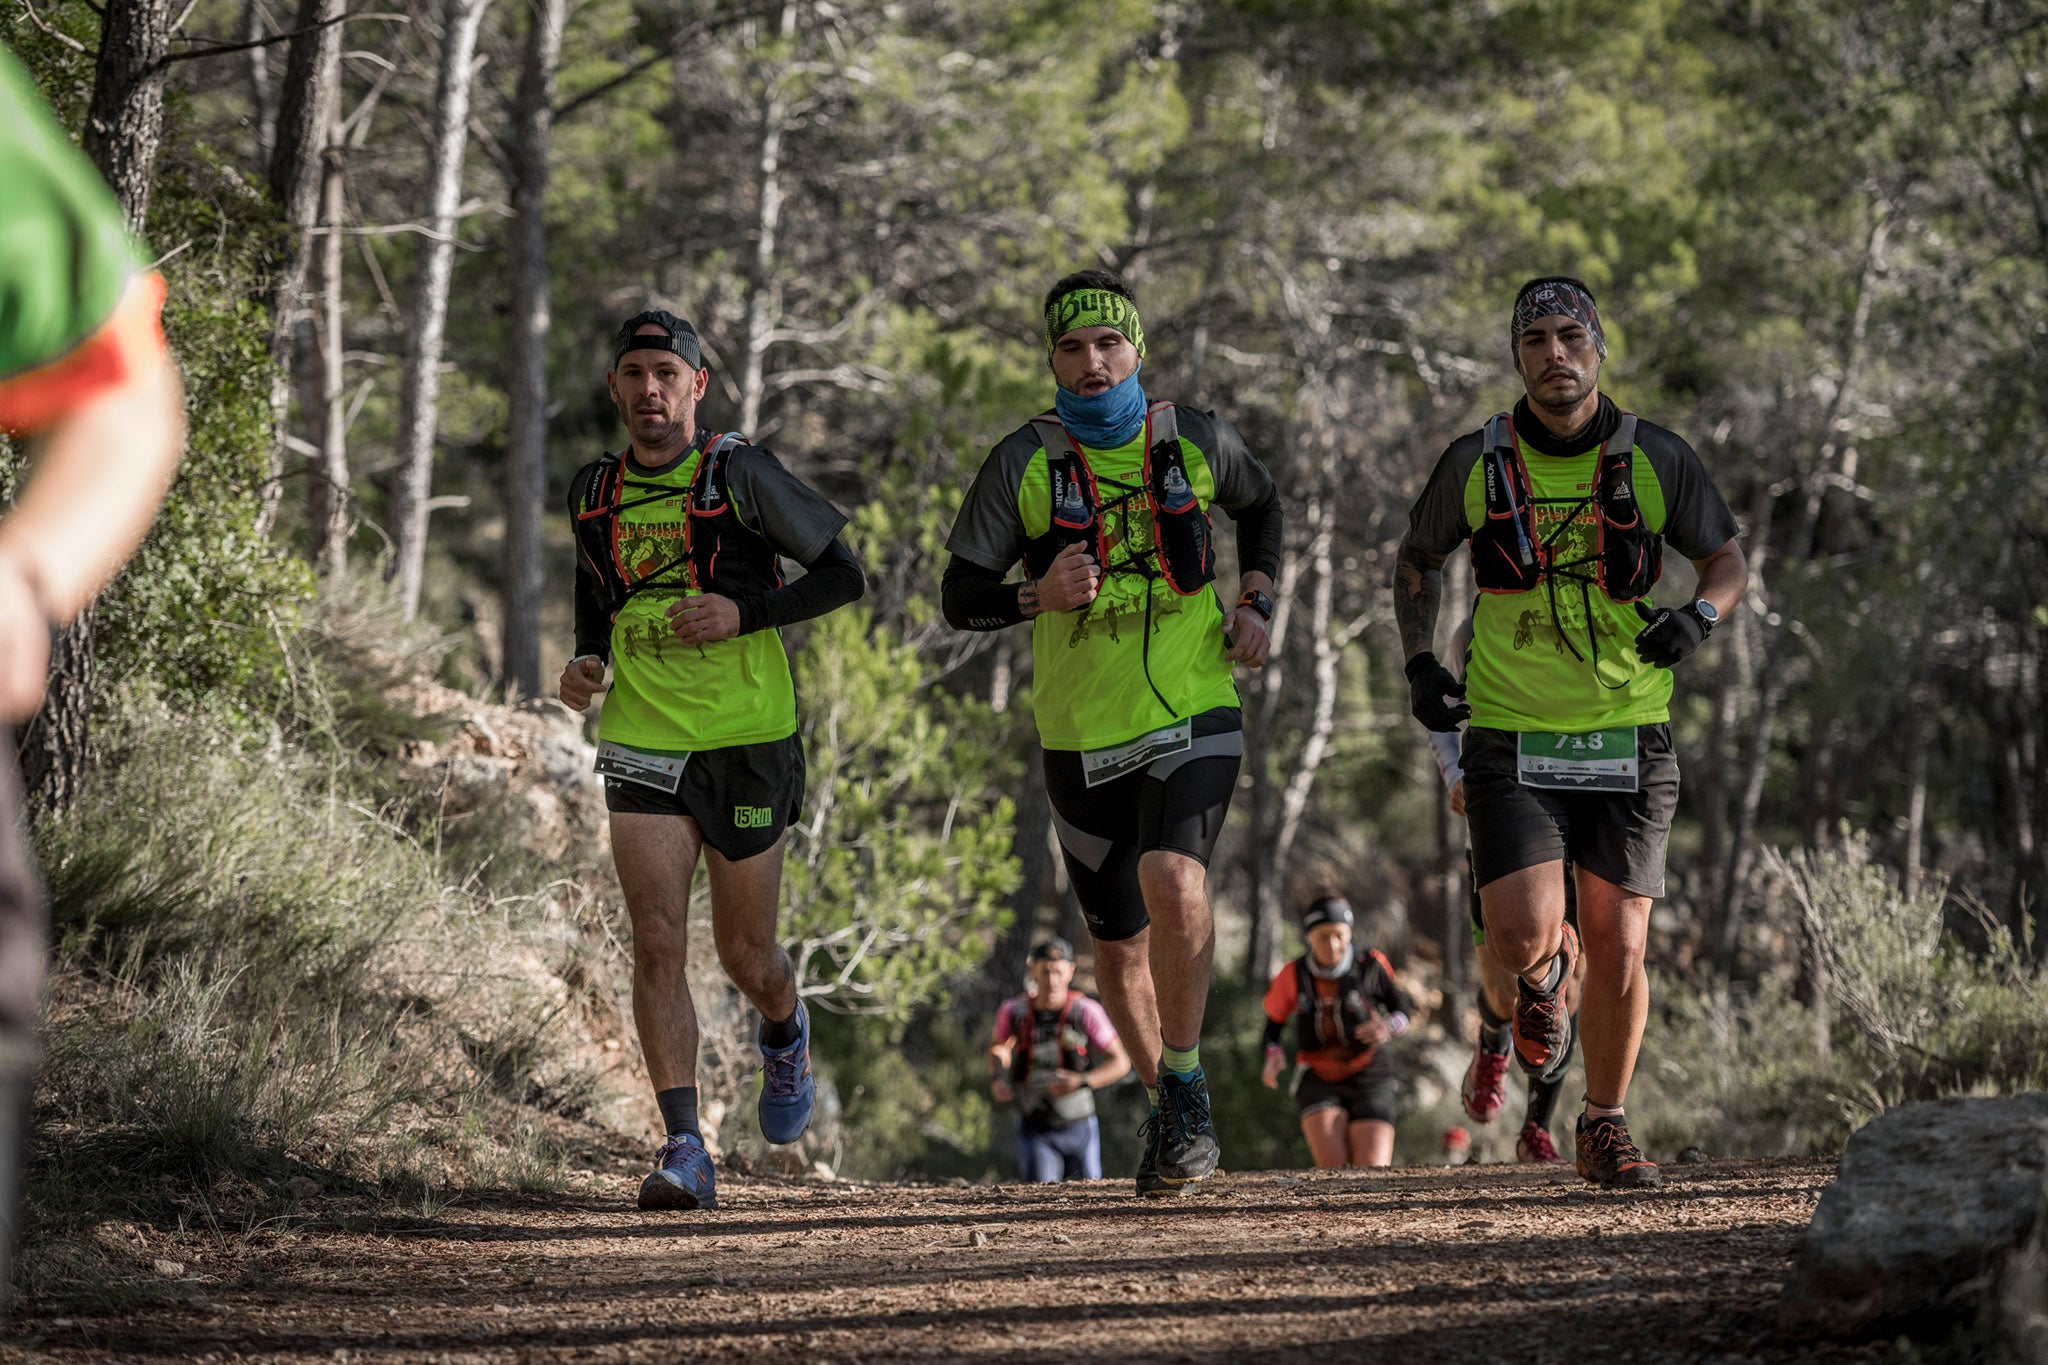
{"left": 733, "top": 805, "right": 774, "bottom": 828}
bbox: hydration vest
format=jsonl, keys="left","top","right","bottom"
{"left": 1291, "top": 950, "right": 1395, "bottom": 1058}
{"left": 1468, "top": 411, "right": 1660, "bottom": 604}
{"left": 570, "top": 433, "right": 784, "bottom": 615}
{"left": 1006, "top": 994, "right": 1095, "bottom": 1083}
{"left": 1019, "top": 401, "right": 1214, "bottom": 596}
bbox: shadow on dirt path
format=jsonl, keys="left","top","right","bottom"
{"left": 5, "top": 1157, "right": 1887, "bottom": 1363}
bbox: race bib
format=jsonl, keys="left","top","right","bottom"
{"left": 594, "top": 741, "right": 689, "bottom": 794}
{"left": 1517, "top": 728, "right": 1639, "bottom": 793}
{"left": 1082, "top": 718, "right": 1192, "bottom": 788}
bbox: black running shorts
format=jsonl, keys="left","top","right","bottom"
{"left": 1040, "top": 707, "right": 1242, "bottom": 943}
{"left": 603, "top": 733, "right": 805, "bottom": 862}
{"left": 1296, "top": 1068, "right": 1396, "bottom": 1125}
{"left": 1461, "top": 723, "right": 1680, "bottom": 899}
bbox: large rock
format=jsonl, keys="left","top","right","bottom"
{"left": 1778, "top": 1093, "right": 2048, "bottom": 1355}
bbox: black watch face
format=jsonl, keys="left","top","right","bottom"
{"left": 1694, "top": 600, "right": 1719, "bottom": 625}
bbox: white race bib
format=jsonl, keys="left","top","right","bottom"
{"left": 1516, "top": 728, "right": 1639, "bottom": 793}
{"left": 594, "top": 741, "right": 690, "bottom": 795}
{"left": 1081, "top": 718, "right": 1193, "bottom": 788}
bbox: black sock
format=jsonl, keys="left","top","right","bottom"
{"left": 1526, "top": 1074, "right": 1562, "bottom": 1129}
{"left": 1476, "top": 993, "right": 1512, "bottom": 1053}
{"left": 760, "top": 1008, "right": 801, "bottom": 1049}
{"left": 656, "top": 1086, "right": 700, "bottom": 1139}
{"left": 1517, "top": 953, "right": 1565, "bottom": 1000}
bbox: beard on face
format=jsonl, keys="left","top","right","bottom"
{"left": 1528, "top": 364, "right": 1595, "bottom": 413}
{"left": 619, "top": 398, "right": 687, "bottom": 448}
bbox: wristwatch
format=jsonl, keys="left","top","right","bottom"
{"left": 1686, "top": 598, "right": 1720, "bottom": 634}
{"left": 1237, "top": 589, "right": 1275, "bottom": 622}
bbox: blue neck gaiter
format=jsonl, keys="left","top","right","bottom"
{"left": 1053, "top": 366, "right": 1147, "bottom": 448}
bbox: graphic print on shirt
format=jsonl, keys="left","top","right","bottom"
{"left": 1519, "top": 484, "right": 1630, "bottom": 681}
{"left": 1065, "top": 473, "right": 1188, "bottom": 650}
{"left": 614, "top": 492, "right": 696, "bottom": 664}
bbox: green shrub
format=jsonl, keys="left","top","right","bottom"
{"left": 1631, "top": 833, "right": 2048, "bottom": 1158}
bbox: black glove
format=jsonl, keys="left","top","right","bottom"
{"left": 1633, "top": 601, "right": 1707, "bottom": 669}
{"left": 1405, "top": 652, "right": 1470, "bottom": 732}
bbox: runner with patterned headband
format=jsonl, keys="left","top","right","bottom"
{"left": 1393, "top": 276, "right": 1747, "bottom": 1188}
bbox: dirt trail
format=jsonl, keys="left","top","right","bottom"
{"left": 8, "top": 1156, "right": 1882, "bottom": 1364}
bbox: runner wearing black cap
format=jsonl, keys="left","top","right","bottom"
{"left": 562, "top": 309, "right": 866, "bottom": 1210}
{"left": 1260, "top": 896, "right": 1414, "bottom": 1168}
{"left": 1394, "top": 276, "right": 1746, "bottom": 1187}
{"left": 987, "top": 937, "right": 1132, "bottom": 1182}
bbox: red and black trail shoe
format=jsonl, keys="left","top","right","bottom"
{"left": 1512, "top": 922, "right": 1578, "bottom": 1080}
{"left": 1575, "top": 1112, "right": 1662, "bottom": 1188}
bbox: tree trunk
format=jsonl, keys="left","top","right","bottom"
{"left": 1257, "top": 496, "right": 1342, "bottom": 980}
{"left": 388, "top": 0, "right": 492, "bottom": 618}
{"left": 246, "top": 0, "right": 276, "bottom": 169}
{"left": 308, "top": 133, "right": 351, "bottom": 576}
{"left": 257, "top": 0, "right": 346, "bottom": 538}
{"left": 500, "top": 0, "right": 566, "bottom": 698}
{"left": 25, "top": 0, "right": 174, "bottom": 813}
{"left": 82, "top": 0, "right": 173, "bottom": 232}
{"left": 736, "top": 2, "right": 796, "bottom": 436}
{"left": 1241, "top": 521, "right": 1304, "bottom": 985}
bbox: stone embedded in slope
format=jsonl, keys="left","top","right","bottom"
{"left": 1777, "top": 1093, "right": 2048, "bottom": 1356}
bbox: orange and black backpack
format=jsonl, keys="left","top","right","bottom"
{"left": 1018, "top": 401, "right": 1214, "bottom": 596}
{"left": 569, "top": 432, "right": 783, "bottom": 614}
{"left": 1468, "top": 411, "right": 1660, "bottom": 603}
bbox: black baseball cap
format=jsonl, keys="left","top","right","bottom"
{"left": 1301, "top": 895, "right": 1354, "bottom": 931}
{"left": 612, "top": 309, "right": 704, "bottom": 370}
{"left": 1029, "top": 937, "right": 1074, "bottom": 963}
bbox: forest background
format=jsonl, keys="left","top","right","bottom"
{"left": 5, "top": 0, "right": 2048, "bottom": 1301}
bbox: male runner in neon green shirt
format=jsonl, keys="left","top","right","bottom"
{"left": 0, "top": 43, "right": 187, "bottom": 1297}
{"left": 1394, "top": 276, "right": 1747, "bottom": 1187}
{"left": 562, "top": 310, "right": 864, "bottom": 1210}
{"left": 943, "top": 269, "right": 1283, "bottom": 1196}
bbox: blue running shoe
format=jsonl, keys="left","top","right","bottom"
{"left": 758, "top": 1001, "right": 815, "bottom": 1145}
{"left": 638, "top": 1132, "right": 717, "bottom": 1210}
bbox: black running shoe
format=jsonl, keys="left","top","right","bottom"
{"left": 1575, "top": 1112, "right": 1662, "bottom": 1188}
{"left": 1153, "top": 1069, "right": 1220, "bottom": 1186}
{"left": 1133, "top": 1108, "right": 1186, "bottom": 1199}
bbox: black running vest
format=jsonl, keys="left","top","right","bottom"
{"left": 1469, "top": 411, "right": 1661, "bottom": 604}
{"left": 571, "top": 433, "right": 784, "bottom": 613}
{"left": 1018, "top": 401, "right": 1215, "bottom": 596}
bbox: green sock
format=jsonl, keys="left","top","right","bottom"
{"left": 1161, "top": 1043, "right": 1201, "bottom": 1078}
{"left": 1145, "top": 1085, "right": 1159, "bottom": 1110}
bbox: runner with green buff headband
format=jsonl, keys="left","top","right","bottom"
{"left": 943, "top": 268, "right": 1284, "bottom": 1197}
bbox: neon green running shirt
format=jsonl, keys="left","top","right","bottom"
{"left": 582, "top": 441, "right": 845, "bottom": 753}
{"left": 947, "top": 406, "right": 1278, "bottom": 751}
{"left": 1404, "top": 399, "right": 1738, "bottom": 733}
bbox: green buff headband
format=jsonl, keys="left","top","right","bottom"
{"left": 1044, "top": 289, "right": 1147, "bottom": 360}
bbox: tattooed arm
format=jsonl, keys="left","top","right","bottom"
{"left": 1395, "top": 435, "right": 1481, "bottom": 732}
{"left": 1393, "top": 537, "right": 1449, "bottom": 665}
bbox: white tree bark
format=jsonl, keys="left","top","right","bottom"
{"left": 309, "top": 126, "right": 350, "bottom": 576}
{"left": 501, "top": 0, "right": 566, "bottom": 696}
{"left": 736, "top": 1, "right": 796, "bottom": 436}
{"left": 388, "top": 0, "right": 492, "bottom": 617}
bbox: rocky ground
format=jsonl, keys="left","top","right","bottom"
{"left": 2, "top": 1154, "right": 1892, "bottom": 1364}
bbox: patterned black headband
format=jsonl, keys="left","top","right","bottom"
{"left": 1510, "top": 278, "right": 1607, "bottom": 359}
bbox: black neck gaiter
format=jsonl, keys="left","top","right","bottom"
{"left": 1513, "top": 393, "right": 1619, "bottom": 459}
